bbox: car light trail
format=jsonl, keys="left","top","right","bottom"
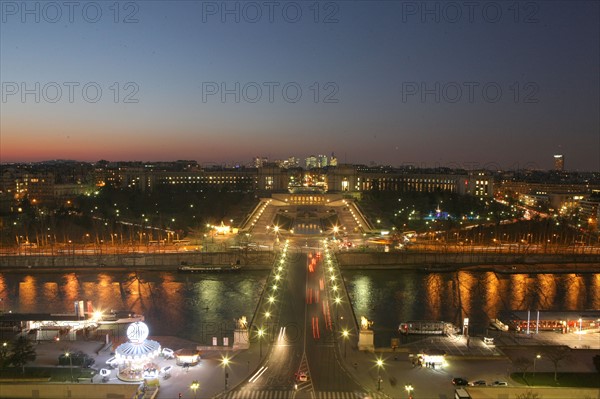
{"left": 277, "top": 326, "right": 286, "bottom": 342}
{"left": 312, "top": 316, "right": 320, "bottom": 339}
{"left": 249, "top": 366, "right": 269, "bottom": 383}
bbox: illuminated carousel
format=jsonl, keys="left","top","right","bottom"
{"left": 115, "top": 321, "right": 161, "bottom": 382}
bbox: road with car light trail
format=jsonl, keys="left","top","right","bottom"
{"left": 219, "top": 241, "right": 379, "bottom": 399}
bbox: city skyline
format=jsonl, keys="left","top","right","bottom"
{"left": 0, "top": 152, "right": 588, "bottom": 172}
{"left": 1, "top": 1, "right": 599, "bottom": 170}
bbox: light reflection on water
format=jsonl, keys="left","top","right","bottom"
{"left": 564, "top": 274, "right": 583, "bottom": 310}
{"left": 0, "top": 271, "right": 268, "bottom": 344}
{"left": 1, "top": 270, "right": 599, "bottom": 347}
{"left": 593, "top": 275, "right": 600, "bottom": 309}
{"left": 535, "top": 274, "right": 556, "bottom": 309}
{"left": 344, "top": 270, "right": 600, "bottom": 347}
{"left": 18, "top": 276, "right": 36, "bottom": 312}
{"left": 482, "top": 272, "right": 501, "bottom": 319}
{"left": 424, "top": 274, "right": 442, "bottom": 321}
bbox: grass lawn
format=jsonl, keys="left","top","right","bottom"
{"left": 0, "top": 367, "right": 94, "bottom": 382}
{"left": 511, "top": 372, "right": 600, "bottom": 388}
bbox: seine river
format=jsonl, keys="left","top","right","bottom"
{"left": 345, "top": 270, "right": 600, "bottom": 346}
{"left": 1, "top": 269, "right": 599, "bottom": 347}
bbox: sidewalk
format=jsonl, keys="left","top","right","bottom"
{"left": 338, "top": 336, "right": 509, "bottom": 399}
{"left": 26, "top": 336, "right": 264, "bottom": 398}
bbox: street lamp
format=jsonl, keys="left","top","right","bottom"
{"left": 257, "top": 328, "right": 265, "bottom": 358}
{"left": 533, "top": 353, "right": 541, "bottom": 376}
{"left": 65, "top": 351, "right": 73, "bottom": 382}
{"left": 341, "top": 329, "right": 349, "bottom": 359}
{"left": 376, "top": 358, "right": 384, "bottom": 391}
{"left": 190, "top": 380, "right": 200, "bottom": 399}
{"left": 334, "top": 296, "right": 341, "bottom": 324}
{"left": 405, "top": 384, "right": 414, "bottom": 399}
{"left": 221, "top": 356, "right": 230, "bottom": 390}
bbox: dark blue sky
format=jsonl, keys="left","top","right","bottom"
{"left": 1, "top": 1, "right": 598, "bottom": 170}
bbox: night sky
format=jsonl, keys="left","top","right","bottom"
{"left": 1, "top": 1, "right": 598, "bottom": 170}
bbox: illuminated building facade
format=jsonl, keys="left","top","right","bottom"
{"left": 554, "top": 154, "right": 565, "bottom": 171}
{"left": 116, "top": 164, "right": 494, "bottom": 197}
{"left": 326, "top": 165, "right": 493, "bottom": 197}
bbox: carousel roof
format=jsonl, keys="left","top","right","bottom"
{"left": 116, "top": 339, "right": 161, "bottom": 361}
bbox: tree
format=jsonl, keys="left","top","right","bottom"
{"left": 514, "top": 356, "right": 533, "bottom": 380}
{"left": 541, "top": 346, "right": 571, "bottom": 382}
{"left": 9, "top": 336, "right": 37, "bottom": 374}
{"left": 0, "top": 342, "right": 10, "bottom": 368}
{"left": 593, "top": 354, "right": 600, "bottom": 373}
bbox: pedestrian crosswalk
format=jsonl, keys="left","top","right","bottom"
{"left": 219, "top": 390, "right": 387, "bottom": 399}
{"left": 220, "top": 390, "right": 292, "bottom": 399}
{"left": 315, "top": 392, "right": 361, "bottom": 399}
{"left": 315, "top": 392, "right": 387, "bottom": 399}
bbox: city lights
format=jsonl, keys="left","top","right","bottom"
{"left": 2, "top": 2, "right": 598, "bottom": 397}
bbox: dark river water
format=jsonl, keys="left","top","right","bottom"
{"left": 1, "top": 269, "right": 599, "bottom": 347}
{"left": 344, "top": 270, "right": 600, "bottom": 346}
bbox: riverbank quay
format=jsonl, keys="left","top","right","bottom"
{"left": 0, "top": 335, "right": 266, "bottom": 399}
{"left": 339, "top": 336, "right": 511, "bottom": 399}
{"left": 340, "top": 330, "right": 600, "bottom": 399}
{"left": 2, "top": 251, "right": 599, "bottom": 274}
{"left": 336, "top": 251, "right": 600, "bottom": 273}
{"left": 1, "top": 330, "right": 598, "bottom": 399}
{"left": 0, "top": 251, "right": 274, "bottom": 273}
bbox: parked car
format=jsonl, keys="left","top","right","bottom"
{"left": 105, "top": 356, "right": 119, "bottom": 368}
{"left": 162, "top": 348, "right": 175, "bottom": 359}
{"left": 469, "top": 380, "right": 486, "bottom": 386}
{"left": 143, "top": 368, "right": 158, "bottom": 378}
{"left": 492, "top": 381, "right": 508, "bottom": 386}
{"left": 160, "top": 365, "right": 172, "bottom": 375}
{"left": 490, "top": 318, "right": 509, "bottom": 331}
{"left": 452, "top": 377, "right": 469, "bottom": 386}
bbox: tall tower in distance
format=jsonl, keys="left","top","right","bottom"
{"left": 554, "top": 154, "right": 564, "bottom": 171}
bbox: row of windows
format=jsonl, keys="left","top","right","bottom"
{"left": 161, "top": 176, "right": 254, "bottom": 181}
{"left": 164, "top": 180, "right": 254, "bottom": 185}
{"left": 353, "top": 182, "right": 457, "bottom": 192}
{"left": 334, "top": 175, "right": 457, "bottom": 182}
{"left": 289, "top": 195, "right": 326, "bottom": 204}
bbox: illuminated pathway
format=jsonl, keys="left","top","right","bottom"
{"left": 220, "top": 240, "right": 385, "bottom": 399}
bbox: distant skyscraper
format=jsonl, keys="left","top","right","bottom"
{"left": 330, "top": 152, "right": 338, "bottom": 166}
{"left": 317, "top": 154, "right": 328, "bottom": 168}
{"left": 254, "top": 157, "right": 268, "bottom": 168}
{"left": 305, "top": 155, "right": 317, "bottom": 169}
{"left": 554, "top": 154, "right": 564, "bottom": 171}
